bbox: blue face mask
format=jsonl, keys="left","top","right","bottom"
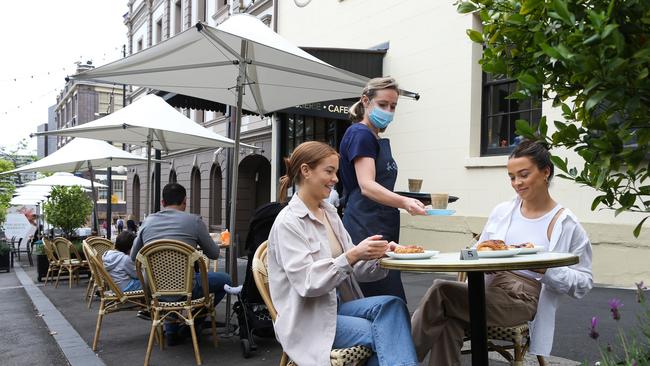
{"left": 368, "top": 104, "right": 394, "bottom": 129}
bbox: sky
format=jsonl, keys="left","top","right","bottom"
{"left": 0, "top": 1, "right": 128, "bottom": 154}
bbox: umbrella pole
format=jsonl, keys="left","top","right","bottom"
{"left": 145, "top": 131, "right": 152, "bottom": 217}
{"left": 225, "top": 39, "right": 248, "bottom": 333}
{"left": 88, "top": 161, "right": 100, "bottom": 236}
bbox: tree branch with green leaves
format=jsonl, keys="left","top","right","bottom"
{"left": 457, "top": 0, "right": 650, "bottom": 236}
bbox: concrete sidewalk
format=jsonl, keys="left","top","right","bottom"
{"left": 4, "top": 255, "right": 643, "bottom": 366}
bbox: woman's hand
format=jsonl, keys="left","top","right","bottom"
{"left": 346, "top": 234, "right": 388, "bottom": 265}
{"left": 403, "top": 198, "right": 426, "bottom": 216}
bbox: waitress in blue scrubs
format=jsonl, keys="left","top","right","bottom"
{"left": 339, "top": 76, "right": 426, "bottom": 301}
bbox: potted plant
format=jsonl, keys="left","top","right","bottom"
{"left": 34, "top": 241, "right": 49, "bottom": 282}
{"left": 43, "top": 186, "right": 93, "bottom": 239}
{"left": 0, "top": 241, "right": 10, "bottom": 273}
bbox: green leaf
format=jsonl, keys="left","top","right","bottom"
{"left": 601, "top": 24, "right": 618, "bottom": 39}
{"left": 591, "top": 196, "right": 604, "bottom": 211}
{"left": 550, "top": 155, "right": 568, "bottom": 173}
{"left": 585, "top": 90, "right": 611, "bottom": 111}
{"left": 466, "top": 29, "right": 484, "bottom": 43}
{"left": 539, "top": 43, "right": 562, "bottom": 59}
{"left": 633, "top": 216, "right": 649, "bottom": 237}
{"left": 582, "top": 34, "right": 601, "bottom": 46}
{"left": 517, "top": 73, "right": 538, "bottom": 86}
{"left": 633, "top": 47, "right": 650, "bottom": 60}
{"left": 552, "top": 0, "right": 574, "bottom": 25}
{"left": 520, "top": 0, "right": 543, "bottom": 15}
{"left": 515, "top": 119, "right": 535, "bottom": 138}
{"left": 457, "top": 2, "right": 478, "bottom": 14}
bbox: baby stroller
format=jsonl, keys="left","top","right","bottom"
{"left": 233, "top": 201, "right": 285, "bottom": 358}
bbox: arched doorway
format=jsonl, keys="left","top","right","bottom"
{"left": 209, "top": 164, "right": 222, "bottom": 230}
{"left": 169, "top": 169, "right": 177, "bottom": 183}
{"left": 132, "top": 174, "right": 140, "bottom": 221}
{"left": 190, "top": 167, "right": 201, "bottom": 215}
{"left": 235, "top": 154, "right": 271, "bottom": 253}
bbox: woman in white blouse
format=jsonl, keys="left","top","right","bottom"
{"left": 268, "top": 141, "right": 418, "bottom": 366}
{"left": 411, "top": 140, "right": 593, "bottom": 365}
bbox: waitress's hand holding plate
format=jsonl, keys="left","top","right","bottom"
{"left": 403, "top": 197, "right": 426, "bottom": 216}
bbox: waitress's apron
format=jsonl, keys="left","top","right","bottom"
{"left": 342, "top": 138, "right": 406, "bottom": 301}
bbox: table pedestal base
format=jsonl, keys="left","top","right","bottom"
{"left": 467, "top": 271, "right": 488, "bottom": 366}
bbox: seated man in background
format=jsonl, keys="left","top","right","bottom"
{"left": 103, "top": 231, "right": 140, "bottom": 291}
{"left": 130, "top": 182, "right": 232, "bottom": 346}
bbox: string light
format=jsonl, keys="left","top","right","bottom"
{"left": 0, "top": 45, "right": 124, "bottom": 116}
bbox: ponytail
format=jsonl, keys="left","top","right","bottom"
{"left": 278, "top": 158, "right": 293, "bottom": 203}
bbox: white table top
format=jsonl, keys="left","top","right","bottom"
{"left": 381, "top": 251, "right": 578, "bottom": 272}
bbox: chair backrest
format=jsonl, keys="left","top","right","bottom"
{"left": 85, "top": 238, "right": 114, "bottom": 258}
{"left": 135, "top": 239, "right": 209, "bottom": 305}
{"left": 84, "top": 241, "right": 127, "bottom": 301}
{"left": 251, "top": 241, "right": 278, "bottom": 321}
{"left": 53, "top": 238, "right": 73, "bottom": 260}
{"left": 42, "top": 238, "right": 59, "bottom": 262}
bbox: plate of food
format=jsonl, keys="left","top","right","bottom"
{"left": 425, "top": 209, "right": 455, "bottom": 216}
{"left": 476, "top": 240, "right": 522, "bottom": 258}
{"left": 508, "top": 242, "right": 542, "bottom": 254}
{"left": 385, "top": 245, "right": 439, "bottom": 260}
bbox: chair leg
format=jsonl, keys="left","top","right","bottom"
{"left": 44, "top": 267, "right": 52, "bottom": 286}
{"left": 55, "top": 266, "right": 66, "bottom": 288}
{"left": 188, "top": 313, "right": 202, "bottom": 365}
{"left": 92, "top": 299, "right": 105, "bottom": 351}
{"left": 144, "top": 311, "right": 159, "bottom": 366}
{"left": 88, "top": 282, "right": 97, "bottom": 309}
{"left": 85, "top": 277, "right": 94, "bottom": 302}
{"left": 210, "top": 309, "right": 218, "bottom": 347}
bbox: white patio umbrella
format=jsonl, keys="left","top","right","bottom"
{"left": 33, "top": 94, "right": 245, "bottom": 215}
{"left": 63, "top": 16, "right": 420, "bottom": 326}
{"left": 14, "top": 185, "right": 53, "bottom": 196}
{"left": 3, "top": 138, "right": 161, "bottom": 233}
{"left": 24, "top": 172, "right": 106, "bottom": 188}
{"left": 10, "top": 195, "right": 47, "bottom": 205}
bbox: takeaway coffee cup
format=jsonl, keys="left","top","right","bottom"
{"left": 408, "top": 179, "right": 423, "bottom": 193}
{"left": 430, "top": 193, "right": 449, "bottom": 209}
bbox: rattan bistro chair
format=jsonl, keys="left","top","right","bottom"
{"left": 252, "top": 241, "right": 373, "bottom": 366}
{"left": 83, "top": 241, "right": 147, "bottom": 351}
{"left": 83, "top": 238, "right": 115, "bottom": 308}
{"left": 135, "top": 240, "right": 218, "bottom": 366}
{"left": 457, "top": 272, "right": 546, "bottom": 366}
{"left": 42, "top": 238, "right": 61, "bottom": 285}
{"left": 53, "top": 237, "right": 88, "bottom": 288}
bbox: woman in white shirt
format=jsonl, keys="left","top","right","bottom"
{"left": 411, "top": 140, "right": 593, "bottom": 365}
{"left": 268, "top": 141, "right": 418, "bottom": 366}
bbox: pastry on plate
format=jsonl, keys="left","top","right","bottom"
{"left": 394, "top": 245, "right": 425, "bottom": 254}
{"left": 476, "top": 239, "right": 507, "bottom": 251}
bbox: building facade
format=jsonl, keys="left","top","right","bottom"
{"left": 124, "top": 0, "right": 275, "bottom": 252}
{"left": 274, "top": 0, "right": 649, "bottom": 286}
{"left": 54, "top": 61, "right": 127, "bottom": 222}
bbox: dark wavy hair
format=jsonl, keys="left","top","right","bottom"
{"left": 509, "top": 139, "right": 554, "bottom": 182}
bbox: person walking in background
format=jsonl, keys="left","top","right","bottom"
{"left": 339, "top": 76, "right": 426, "bottom": 301}
{"left": 411, "top": 140, "right": 593, "bottom": 365}
{"left": 268, "top": 141, "right": 418, "bottom": 366}
{"left": 116, "top": 217, "right": 124, "bottom": 234}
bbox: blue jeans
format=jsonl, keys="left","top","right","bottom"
{"left": 164, "top": 272, "right": 232, "bottom": 334}
{"left": 122, "top": 279, "right": 142, "bottom": 292}
{"left": 333, "top": 295, "right": 418, "bottom": 366}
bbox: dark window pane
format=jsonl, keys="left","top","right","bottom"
{"left": 295, "top": 115, "right": 304, "bottom": 145}
{"left": 315, "top": 117, "right": 326, "bottom": 142}
{"left": 305, "top": 117, "right": 314, "bottom": 141}
{"left": 491, "top": 83, "right": 510, "bottom": 115}
{"left": 531, "top": 109, "right": 542, "bottom": 124}
{"left": 487, "top": 115, "right": 509, "bottom": 149}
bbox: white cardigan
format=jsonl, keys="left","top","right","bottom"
{"left": 268, "top": 195, "right": 388, "bottom": 366}
{"left": 478, "top": 197, "right": 593, "bottom": 356}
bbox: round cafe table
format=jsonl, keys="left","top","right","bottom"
{"left": 381, "top": 251, "right": 578, "bottom": 366}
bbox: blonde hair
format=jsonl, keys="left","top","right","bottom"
{"left": 278, "top": 141, "right": 338, "bottom": 202}
{"left": 348, "top": 76, "right": 400, "bottom": 122}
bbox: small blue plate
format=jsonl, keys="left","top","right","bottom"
{"left": 425, "top": 209, "right": 455, "bottom": 216}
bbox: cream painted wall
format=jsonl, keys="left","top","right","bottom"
{"left": 276, "top": 0, "right": 648, "bottom": 228}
